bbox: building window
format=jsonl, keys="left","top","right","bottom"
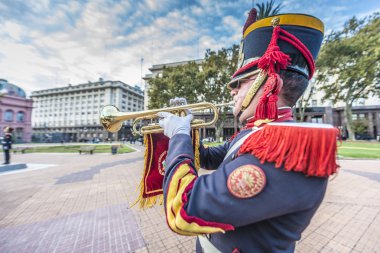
{"left": 17, "top": 112, "right": 25, "bottom": 122}
{"left": 311, "top": 117, "right": 323, "bottom": 123}
{"left": 311, "top": 100, "right": 317, "bottom": 107}
{"left": 4, "top": 110, "right": 13, "bottom": 122}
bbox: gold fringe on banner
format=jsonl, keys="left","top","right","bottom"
{"left": 193, "top": 129, "right": 201, "bottom": 171}
{"left": 132, "top": 130, "right": 200, "bottom": 209}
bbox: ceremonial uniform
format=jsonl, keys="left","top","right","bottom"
{"left": 164, "top": 125, "right": 331, "bottom": 252}
{"left": 159, "top": 9, "right": 338, "bottom": 253}
{"left": 2, "top": 127, "right": 13, "bottom": 164}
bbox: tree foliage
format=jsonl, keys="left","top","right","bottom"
{"left": 316, "top": 13, "right": 380, "bottom": 140}
{"left": 201, "top": 45, "right": 239, "bottom": 105}
{"left": 148, "top": 45, "right": 239, "bottom": 109}
{"left": 147, "top": 62, "right": 203, "bottom": 109}
{"left": 297, "top": 82, "right": 316, "bottom": 122}
{"left": 351, "top": 119, "right": 369, "bottom": 135}
{"left": 147, "top": 45, "right": 239, "bottom": 138}
{"left": 201, "top": 45, "right": 240, "bottom": 138}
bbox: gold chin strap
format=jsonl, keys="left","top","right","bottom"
{"left": 241, "top": 70, "right": 267, "bottom": 111}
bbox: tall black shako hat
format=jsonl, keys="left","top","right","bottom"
{"left": 228, "top": 9, "right": 324, "bottom": 121}
{"left": 3, "top": 126, "right": 14, "bottom": 134}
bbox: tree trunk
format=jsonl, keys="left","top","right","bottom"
{"left": 215, "top": 120, "right": 224, "bottom": 142}
{"left": 234, "top": 116, "right": 238, "bottom": 133}
{"left": 344, "top": 103, "right": 356, "bottom": 141}
{"left": 298, "top": 100, "right": 305, "bottom": 122}
{"left": 298, "top": 84, "right": 314, "bottom": 122}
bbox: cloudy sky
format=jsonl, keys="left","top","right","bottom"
{"left": 1, "top": 0, "right": 379, "bottom": 97}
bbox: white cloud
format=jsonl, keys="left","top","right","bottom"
{"left": 1, "top": 21, "right": 25, "bottom": 41}
{"left": 0, "top": 0, "right": 378, "bottom": 97}
{"left": 26, "top": 0, "right": 51, "bottom": 13}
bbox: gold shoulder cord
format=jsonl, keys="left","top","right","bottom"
{"left": 241, "top": 70, "right": 267, "bottom": 111}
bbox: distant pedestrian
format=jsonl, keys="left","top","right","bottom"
{"left": 2, "top": 126, "right": 13, "bottom": 165}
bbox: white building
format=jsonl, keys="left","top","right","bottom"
{"left": 31, "top": 79, "right": 144, "bottom": 142}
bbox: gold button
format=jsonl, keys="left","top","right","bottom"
{"left": 271, "top": 17, "right": 280, "bottom": 27}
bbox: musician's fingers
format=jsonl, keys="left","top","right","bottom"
{"left": 157, "top": 112, "right": 173, "bottom": 118}
{"left": 185, "top": 114, "right": 193, "bottom": 122}
{"left": 179, "top": 98, "right": 187, "bottom": 105}
{"left": 158, "top": 118, "right": 165, "bottom": 128}
{"left": 184, "top": 109, "right": 192, "bottom": 115}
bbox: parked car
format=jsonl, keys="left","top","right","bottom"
{"left": 355, "top": 133, "right": 373, "bottom": 140}
{"left": 202, "top": 137, "right": 215, "bottom": 142}
{"left": 92, "top": 138, "right": 100, "bottom": 143}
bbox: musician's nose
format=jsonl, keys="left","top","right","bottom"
{"left": 230, "top": 88, "right": 238, "bottom": 97}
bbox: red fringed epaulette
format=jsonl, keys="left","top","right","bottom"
{"left": 238, "top": 123, "right": 339, "bottom": 177}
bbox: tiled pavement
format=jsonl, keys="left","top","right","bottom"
{"left": 0, "top": 145, "right": 379, "bottom": 253}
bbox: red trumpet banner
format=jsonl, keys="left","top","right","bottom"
{"left": 133, "top": 130, "right": 200, "bottom": 208}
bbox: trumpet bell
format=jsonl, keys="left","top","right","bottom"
{"left": 100, "top": 105, "right": 123, "bottom": 133}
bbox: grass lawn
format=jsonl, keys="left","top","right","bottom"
{"left": 204, "top": 142, "right": 224, "bottom": 147}
{"left": 5, "top": 141, "right": 379, "bottom": 159}
{"left": 9, "top": 144, "right": 135, "bottom": 154}
{"left": 338, "top": 141, "right": 380, "bottom": 159}
{"left": 203, "top": 140, "right": 380, "bottom": 159}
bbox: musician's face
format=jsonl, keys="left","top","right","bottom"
{"left": 230, "top": 74, "right": 263, "bottom": 123}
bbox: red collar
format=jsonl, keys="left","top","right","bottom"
{"left": 229, "top": 108, "right": 293, "bottom": 142}
{"left": 244, "top": 107, "right": 293, "bottom": 129}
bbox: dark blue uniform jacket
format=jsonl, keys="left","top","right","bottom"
{"left": 2, "top": 134, "right": 12, "bottom": 150}
{"left": 163, "top": 129, "right": 328, "bottom": 253}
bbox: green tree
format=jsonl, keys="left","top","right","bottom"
{"left": 147, "top": 45, "right": 239, "bottom": 139}
{"left": 147, "top": 62, "right": 203, "bottom": 109}
{"left": 256, "top": 0, "right": 283, "bottom": 20}
{"left": 147, "top": 68, "right": 171, "bottom": 109}
{"left": 316, "top": 13, "right": 380, "bottom": 140}
{"left": 200, "top": 45, "right": 239, "bottom": 140}
{"left": 351, "top": 119, "right": 369, "bottom": 135}
{"left": 297, "top": 82, "right": 316, "bottom": 122}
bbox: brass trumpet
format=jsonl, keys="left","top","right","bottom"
{"left": 100, "top": 102, "right": 233, "bottom": 135}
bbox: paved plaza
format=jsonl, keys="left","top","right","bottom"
{"left": 0, "top": 144, "right": 379, "bottom": 253}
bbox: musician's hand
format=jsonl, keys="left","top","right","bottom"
{"left": 157, "top": 112, "right": 193, "bottom": 138}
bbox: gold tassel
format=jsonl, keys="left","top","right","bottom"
{"left": 130, "top": 134, "right": 152, "bottom": 208}
{"left": 193, "top": 129, "right": 201, "bottom": 171}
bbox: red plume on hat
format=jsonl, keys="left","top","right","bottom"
{"left": 243, "top": 8, "right": 257, "bottom": 34}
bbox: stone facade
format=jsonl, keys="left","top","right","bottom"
{"left": 334, "top": 106, "right": 380, "bottom": 140}
{"left": 0, "top": 79, "right": 33, "bottom": 143}
{"left": 31, "top": 79, "right": 144, "bottom": 142}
